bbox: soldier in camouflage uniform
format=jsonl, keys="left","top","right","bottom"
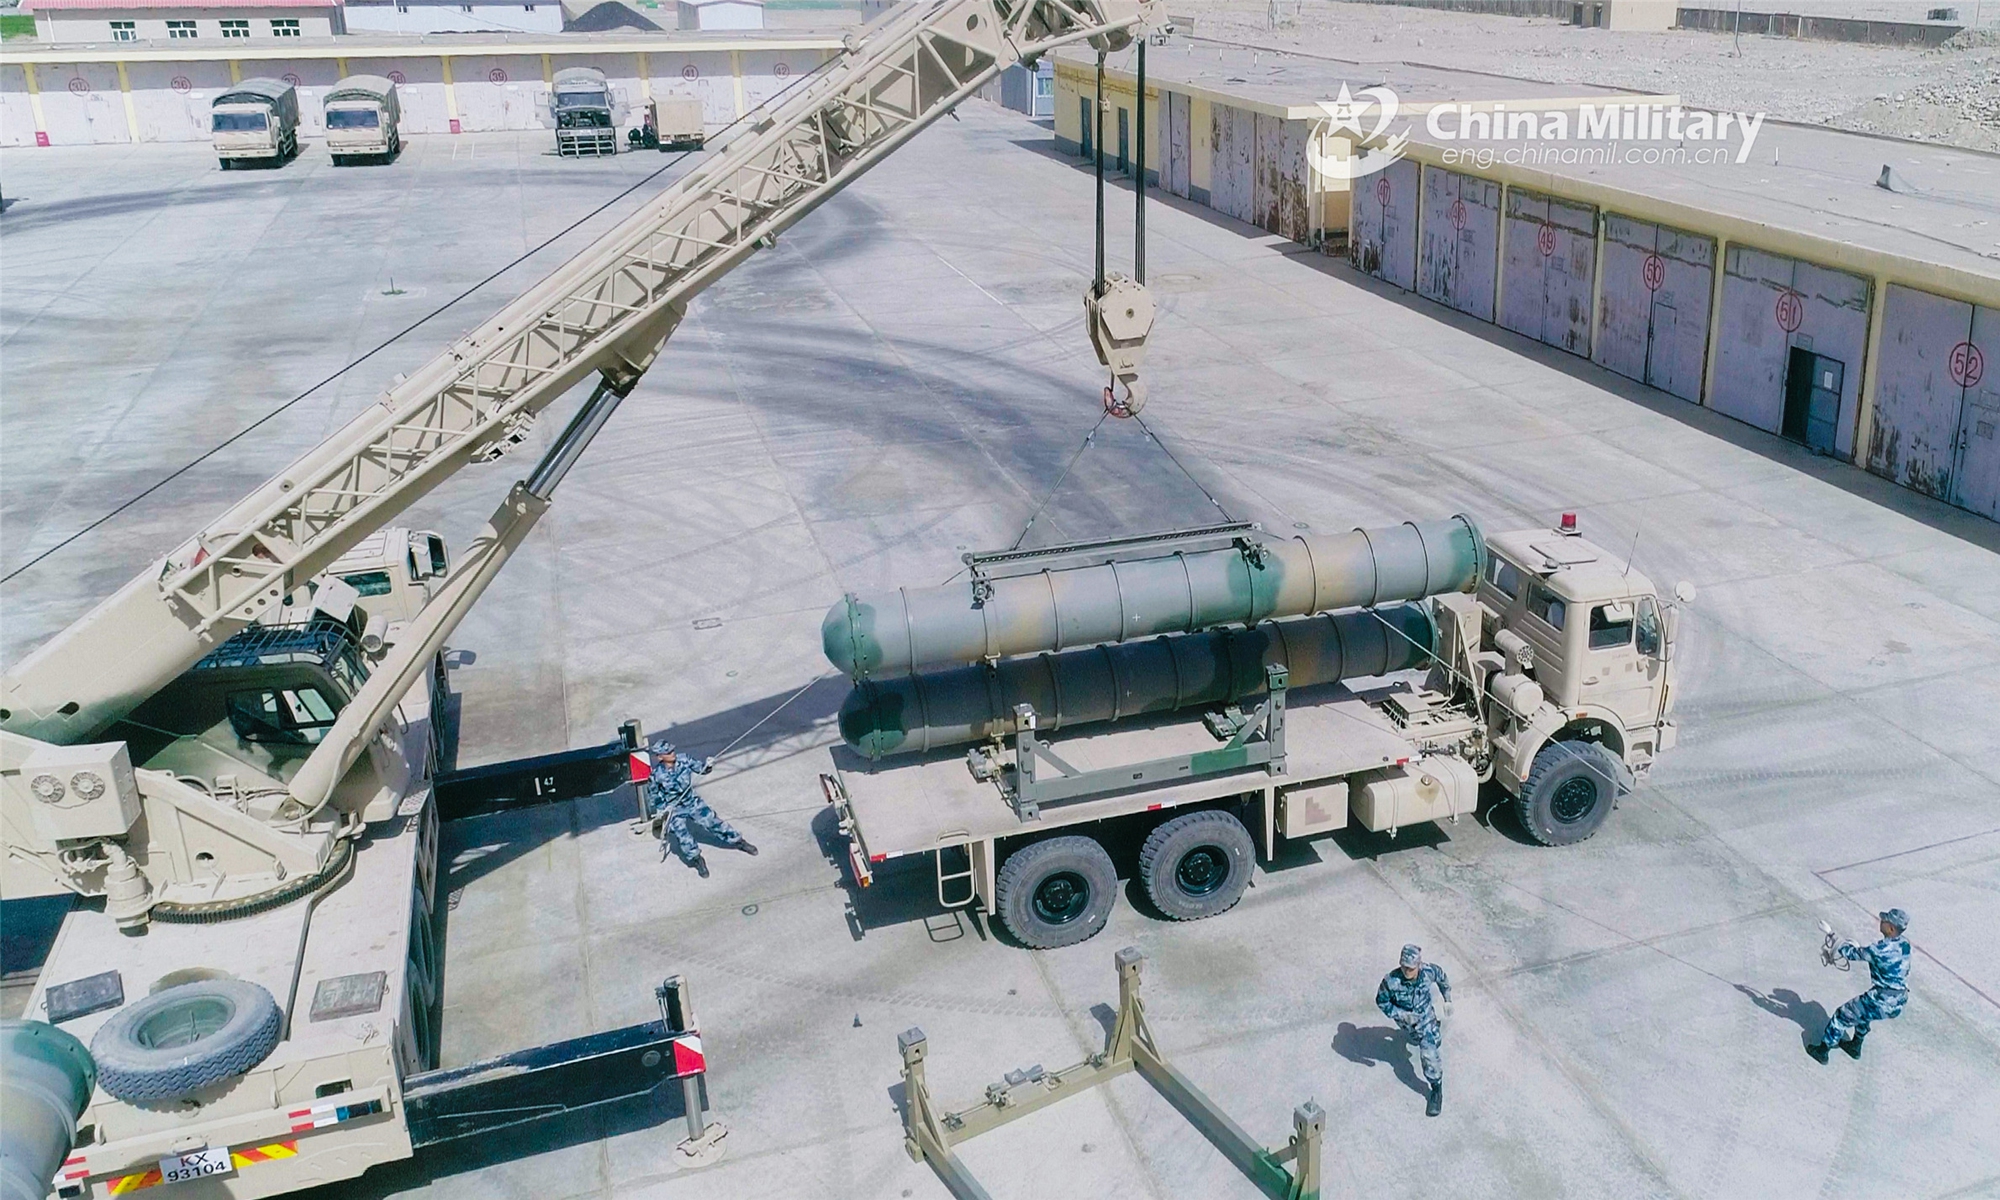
{"left": 645, "top": 739, "right": 756, "bottom": 877}
{"left": 1808, "top": 908, "right": 1911, "bottom": 1063}
{"left": 1377, "top": 943, "right": 1453, "bottom": 1116}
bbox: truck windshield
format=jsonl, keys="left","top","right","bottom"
{"left": 212, "top": 111, "right": 269, "bottom": 132}
{"left": 555, "top": 89, "right": 609, "bottom": 110}
{"left": 326, "top": 107, "right": 380, "bottom": 128}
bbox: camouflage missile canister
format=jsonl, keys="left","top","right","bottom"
{"left": 839, "top": 603, "right": 1436, "bottom": 758}
{"left": 822, "top": 515, "right": 1484, "bottom": 680}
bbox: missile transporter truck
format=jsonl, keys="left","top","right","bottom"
{"left": 211, "top": 79, "right": 299, "bottom": 170}
{"left": 324, "top": 76, "right": 402, "bottom": 165}
{"left": 2, "top": 0, "right": 1165, "bottom": 1191}
{"left": 821, "top": 514, "right": 1690, "bottom": 948}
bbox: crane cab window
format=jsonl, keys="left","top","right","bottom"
{"left": 425, "top": 535, "right": 448, "bottom": 578}
{"left": 341, "top": 570, "right": 394, "bottom": 597}
{"left": 1527, "top": 586, "right": 1566, "bottom": 631}
{"left": 1589, "top": 601, "right": 1635, "bottom": 650}
{"left": 1487, "top": 556, "right": 1523, "bottom": 600}
{"left": 227, "top": 686, "right": 339, "bottom": 745}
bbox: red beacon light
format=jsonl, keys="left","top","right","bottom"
{"left": 1558, "top": 512, "right": 1579, "bottom": 534}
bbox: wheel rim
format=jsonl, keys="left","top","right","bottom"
{"left": 1032, "top": 870, "right": 1092, "bottom": 925}
{"left": 1174, "top": 845, "right": 1231, "bottom": 896}
{"left": 1551, "top": 776, "right": 1600, "bottom": 824}
{"left": 136, "top": 997, "right": 234, "bottom": 1050}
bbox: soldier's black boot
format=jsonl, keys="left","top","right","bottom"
{"left": 1840, "top": 1032, "right": 1864, "bottom": 1060}
{"left": 737, "top": 839, "right": 759, "bottom": 856}
{"left": 693, "top": 854, "right": 711, "bottom": 879}
{"left": 1426, "top": 1081, "right": 1443, "bottom": 1117}
{"left": 1805, "top": 1039, "right": 1830, "bottom": 1064}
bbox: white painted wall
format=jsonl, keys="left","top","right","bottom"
{"left": 33, "top": 8, "right": 341, "bottom": 41}
{"left": 0, "top": 47, "right": 806, "bottom": 144}
{"left": 676, "top": 0, "right": 760, "bottom": 29}
{"left": 342, "top": 2, "right": 562, "bottom": 35}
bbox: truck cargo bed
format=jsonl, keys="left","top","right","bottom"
{"left": 831, "top": 683, "right": 1416, "bottom": 861}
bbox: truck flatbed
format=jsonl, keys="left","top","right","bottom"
{"left": 831, "top": 682, "right": 1417, "bottom": 864}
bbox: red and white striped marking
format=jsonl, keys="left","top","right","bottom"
{"left": 288, "top": 1097, "right": 382, "bottom": 1133}
{"left": 671, "top": 1034, "right": 706, "bottom": 1075}
{"left": 59, "top": 1154, "right": 88, "bottom": 1182}
{"left": 629, "top": 751, "right": 653, "bottom": 783}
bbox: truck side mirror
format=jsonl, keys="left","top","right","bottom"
{"left": 1674, "top": 581, "right": 1696, "bottom": 604}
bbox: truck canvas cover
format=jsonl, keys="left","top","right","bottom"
{"left": 326, "top": 75, "right": 395, "bottom": 104}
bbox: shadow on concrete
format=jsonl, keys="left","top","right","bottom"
{"left": 1016, "top": 132, "right": 2000, "bottom": 552}
{"left": 1331, "top": 1020, "right": 1428, "bottom": 1098}
{"left": 1734, "top": 983, "right": 1830, "bottom": 1046}
{"left": 289, "top": 1076, "right": 703, "bottom": 1200}
{"left": 1326, "top": 820, "right": 1453, "bottom": 861}
{"left": 808, "top": 804, "right": 963, "bottom": 941}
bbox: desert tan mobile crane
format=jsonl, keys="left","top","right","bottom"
{"left": 0, "top": 0, "right": 1161, "bottom": 1193}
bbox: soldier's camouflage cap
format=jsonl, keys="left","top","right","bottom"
{"left": 1400, "top": 944, "right": 1422, "bottom": 967}
{"left": 1879, "top": 908, "right": 1909, "bottom": 933}
{"left": 649, "top": 737, "right": 677, "bottom": 756}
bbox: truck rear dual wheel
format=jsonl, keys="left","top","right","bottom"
{"left": 1514, "top": 740, "right": 1623, "bottom": 847}
{"left": 993, "top": 836, "right": 1116, "bottom": 949}
{"left": 1139, "top": 809, "right": 1254, "bottom": 921}
{"left": 89, "top": 979, "right": 282, "bottom": 1104}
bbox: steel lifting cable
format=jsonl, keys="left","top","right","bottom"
{"left": 1132, "top": 412, "right": 1237, "bottom": 523}
{"left": 2, "top": 52, "right": 846, "bottom": 588}
{"left": 1008, "top": 411, "right": 1111, "bottom": 551}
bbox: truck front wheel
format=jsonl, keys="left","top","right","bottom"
{"left": 1139, "top": 809, "right": 1254, "bottom": 920}
{"left": 993, "top": 836, "right": 1116, "bottom": 949}
{"left": 1515, "top": 740, "right": 1622, "bottom": 846}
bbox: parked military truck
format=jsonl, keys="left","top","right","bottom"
{"left": 821, "top": 514, "right": 1690, "bottom": 948}
{"left": 629, "top": 96, "right": 706, "bottom": 152}
{"left": 324, "top": 76, "right": 401, "bottom": 166}
{"left": 548, "top": 67, "right": 622, "bottom": 157}
{"left": 212, "top": 79, "right": 299, "bottom": 170}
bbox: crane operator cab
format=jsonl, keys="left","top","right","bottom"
{"left": 98, "top": 526, "right": 452, "bottom": 832}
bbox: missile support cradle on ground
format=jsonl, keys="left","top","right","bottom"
{"left": 0, "top": 0, "right": 1166, "bottom": 1193}
{"left": 823, "top": 515, "right": 1688, "bottom": 949}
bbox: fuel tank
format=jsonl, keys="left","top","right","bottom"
{"left": 823, "top": 515, "right": 1482, "bottom": 680}
{"left": 839, "top": 602, "right": 1436, "bottom": 759}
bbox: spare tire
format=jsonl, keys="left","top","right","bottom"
{"left": 90, "top": 979, "right": 282, "bottom": 1104}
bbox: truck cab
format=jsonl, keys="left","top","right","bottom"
{"left": 212, "top": 78, "right": 299, "bottom": 169}
{"left": 548, "top": 68, "right": 622, "bottom": 157}
{"left": 325, "top": 75, "right": 402, "bottom": 165}
{"left": 1468, "top": 516, "right": 1686, "bottom": 845}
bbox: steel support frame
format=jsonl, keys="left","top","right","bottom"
{"left": 1007, "top": 663, "right": 1288, "bottom": 817}
{"left": 899, "top": 947, "right": 1322, "bottom": 1200}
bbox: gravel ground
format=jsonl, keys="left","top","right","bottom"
{"left": 1173, "top": 1, "right": 2000, "bottom": 151}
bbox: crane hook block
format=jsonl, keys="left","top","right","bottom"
{"left": 1084, "top": 276, "right": 1155, "bottom": 416}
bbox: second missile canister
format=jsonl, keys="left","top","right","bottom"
{"left": 839, "top": 603, "right": 1436, "bottom": 759}
{"left": 822, "top": 515, "right": 1484, "bottom": 680}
